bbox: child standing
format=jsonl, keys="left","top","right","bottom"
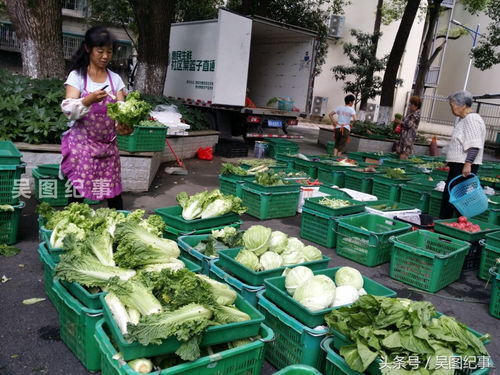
{"left": 328, "top": 94, "right": 357, "bottom": 156}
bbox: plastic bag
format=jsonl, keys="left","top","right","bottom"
{"left": 197, "top": 147, "right": 213, "bottom": 160}
{"left": 435, "top": 181, "right": 446, "bottom": 192}
{"left": 151, "top": 104, "right": 182, "bottom": 126}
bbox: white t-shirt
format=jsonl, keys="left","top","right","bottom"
{"left": 446, "top": 113, "right": 486, "bottom": 165}
{"left": 334, "top": 105, "right": 356, "bottom": 131}
{"left": 65, "top": 69, "right": 126, "bottom": 94}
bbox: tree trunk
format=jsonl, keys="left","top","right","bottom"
{"left": 5, "top": 0, "right": 65, "bottom": 79}
{"left": 129, "top": 0, "right": 176, "bottom": 95}
{"left": 359, "top": 0, "right": 383, "bottom": 112}
{"left": 378, "top": 0, "right": 421, "bottom": 124}
{"left": 413, "top": 0, "right": 443, "bottom": 98}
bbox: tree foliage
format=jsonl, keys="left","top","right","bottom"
{"left": 331, "top": 30, "right": 393, "bottom": 108}
{"left": 472, "top": 1, "right": 500, "bottom": 70}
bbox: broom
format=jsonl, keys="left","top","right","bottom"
{"left": 164, "top": 138, "right": 188, "bottom": 175}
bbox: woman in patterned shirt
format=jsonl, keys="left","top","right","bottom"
{"left": 395, "top": 96, "right": 422, "bottom": 159}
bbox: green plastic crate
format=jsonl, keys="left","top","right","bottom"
{"left": 269, "top": 145, "right": 299, "bottom": 159}
{"left": 32, "top": 168, "right": 69, "bottom": 206}
{"left": 344, "top": 169, "right": 379, "bottom": 193}
{"left": 326, "top": 141, "right": 335, "bottom": 155}
{"left": 478, "top": 244, "right": 500, "bottom": 280}
{"left": 264, "top": 267, "right": 396, "bottom": 327}
{"left": 219, "top": 174, "right": 254, "bottom": 197}
{"left": 428, "top": 190, "right": 443, "bottom": 217}
{"left": 336, "top": 213, "right": 411, "bottom": 266}
{"left": 434, "top": 219, "right": 500, "bottom": 242}
{"left": 37, "top": 242, "right": 57, "bottom": 306}
{"left": 163, "top": 220, "right": 242, "bottom": 241}
{"left": 241, "top": 185, "right": 300, "bottom": 220}
{"left": 0, "top": 163, "right": 25, "bottom": 205}
{"left": 318, "top": 186, "right": 358, "bottom": 200}
{"left": 61, "top": 256, "right": 201, "bottom": 310}
{"left": 37, "top": 163, "right": 60, "bottom": 176}
{"left": 242, "top": 180, "right": 301, "bottom": 193}
{"left": 490, "top": 271, "right": 500, "bottom": 319}
{"left": 274, "top": 153, "right": 298, "bottom": 170}
{"left": 117, "top": 125, "right": 166, "bottom": 152}
{"left": 300, "top": 207, "right": 338, "bottom": 248}
{"left": 389, "top": 230, "right": 470, "bottom": 292}
{"left": 275, "top": 365, "right": 323, "bottom": 374}
{"left": 95, "top": 319, "right": 273, "bottom": 375}
{"left": 257, "top": 292, "right": 328, "bottom": 372}
{"left": 322, "top": 338, "right": 363, "bottom": 375}
{"left": 102, "top": 292, "right": 265, "bottom": 361}
{"left": 178, "top": 234, "right": 243, "bottom": 275}
{"left": 0, "top": 140, "right": 22, "bottom": 165}
{"left": 303, "top": 196, "right": 366, "bottom": 217}
{"left": 51, "top": 279, "right": 102, "bottom": 372}
{"left": 293, "top": 159, "right": 318, "bottom": 178}
{"left": 364, "top": 200, "right": 416, "bottom": 213}
{"left": 485, "top": 230, "right": 500, "bottom": 249}
{"left": 217, "top": 248, "right": 330, "bottom": 286}
{"left": 399, "top": 185, "right": 432, "bottom": 213}
{"left": 317, "top": 166, "right": 346, "bottom": 187}
{"left": 0, "top": 201, "right": 23, "bottom": 244}
{"left": 155, "top": 205, "right": 241, "bottom": 231}
{"left": 371, "top": 176, "right": 408, "bottom": 201}
{"left": 210, "top": 261, "right": 264, "bottom": 307}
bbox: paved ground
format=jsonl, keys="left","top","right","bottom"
{"left": 0, "top": 125, "right": 498, "bottom": 375}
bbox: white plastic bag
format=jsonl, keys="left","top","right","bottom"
{"left": 151, "top": 104, "right": 183, "bottom": 126}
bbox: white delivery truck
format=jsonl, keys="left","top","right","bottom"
{"left": 163, "top": 9, "right": 318, "bottom": 139}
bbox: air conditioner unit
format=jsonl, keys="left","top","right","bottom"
{"left": 310, "top": 96, "right": 328, "bottom": 116}
{"left": 328, "top": 15, "right": 345, "bottom": 38}
{"left": 365, "top": 102, "right": 380, "bottom": 123}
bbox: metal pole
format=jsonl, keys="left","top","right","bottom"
{"left": 463, "top": 24, "right": 480, "bottom": 91}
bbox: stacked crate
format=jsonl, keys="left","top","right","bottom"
{"left": 0, "top": 141, "right": 25, "bottom": 245}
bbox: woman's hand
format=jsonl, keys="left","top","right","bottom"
{"left": 462, "top": 162, "right": 472, "bottom": 177}
{"left": 116, "top": 122, "right": 133, "bottom": 135}
{"left": 82, "top": 89, "right": 108, "bottom": 106}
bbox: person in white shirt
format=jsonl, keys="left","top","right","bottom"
{"left": 60, "top": 26, "right": 128, "bottom": 209}
{"left": 439, "top": 90, "right": 486, "bottom": 219}
{"left": 328, "top": 94, "right": 357, "bottom": 156}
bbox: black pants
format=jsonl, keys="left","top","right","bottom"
{"left": 68, "top": 194, "right": 124, "bottom": 210}
{"left": 439, "top": 162, "right": 479, "bottom": 219}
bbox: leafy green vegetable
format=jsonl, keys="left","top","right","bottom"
{"left": 259, "top": 251, "right": 283, "bottom": 270}
{"left": 128, "top": 358, "right": 154, "bottom": 373}
{"left": 0, "top": 245, "right": 21, "bottom": 257}
{"left": 105, "top": 277, "right": 163, "bottom": 316}
{"left": 235, "top": 249, "right": 260, "bottom": 271}
{"left": 269, "top": 231, "right": 288, "bottom": 254}
{"left": 220, "top": 163, "right": 248, "bottom": 176}
{"left": 176, "top": 189, "right": 245, "bottom": 220}
{"left": 0, "top": 205, "right": 14, "bottom": 212}
{"left": 114, "top": 222, "right": 180, "bottom": 269}
{"left": 243, "top": 225, "right": 272, "bottom": 256}
{"left": 237, "top": 158, "right": 277, "bottom": 167}
{"left": 195, "top": 274, "right": 237, "bottom": 306}
{"left": 55, "top": 252, "right": 136, "bottom": 288}
{"left": 325, "top": 296, "right": 490, "bottom": 374}
{"left": 318, "top": 197, "right": 352, "bottom": 209}
{"left": 107, "top": 91, "right": 152, "bottom": 128}
{"left": 138, "top": 119, "right": 166, "bottom": 128}
{"left": 293, "top": 275, "right": 336, "bottom": 312}
{"left": 254, "top": 171, "right": 285, "bottom": 186}
{"left": 384, "top": 168, "right": 408, "bottom": 180}
{"left": 85, "top": 230, "right": 115, "bottom": 267}
{"left": 211, "top": 226, "right": 243, "bottom": 248}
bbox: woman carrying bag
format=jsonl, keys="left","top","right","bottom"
{"left": 439, "top": 90, "right": 486, "bottom": 219}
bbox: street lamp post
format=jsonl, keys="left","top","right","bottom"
{"left": 450, "top": 19, "right": 481, "bottom": 91}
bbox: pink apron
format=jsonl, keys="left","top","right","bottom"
{"left": 61, "top": 71, "right": 122, "bottom": 201}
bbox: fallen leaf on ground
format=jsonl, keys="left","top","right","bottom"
{"left": 1, "top": 275, "right": 11, "bottom": 283}
{"left": 22, "top": 298, "right": 46, "bottom": 305}
{"left": 0, "top": 245, "right": 21, "bottom": 257}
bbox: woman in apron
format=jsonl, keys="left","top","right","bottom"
{"left": 60, "top": 26, "right": 129, "bottom": 210}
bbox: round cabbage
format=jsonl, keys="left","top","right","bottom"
{"left": 334, "top": 266, "right": 364, "bottom": 290}
{"left": 269, "top": 231, "right": 288, "bottom": 254}
{"left": 302, "top": 245, "right": 323, "bottom": 262}
{"left": 281, "top": 248, "right": 305, "bottom": 266}
{"left": 259, "top": 251, "right": 283, "bottom": 271}
{"left": 293, "top": 275, "right": 336, "bottom": 312}
{"left": 332, "top": 285, "right": 359, "bottom": 307}
{"left": 286, "top": 237, "right": 304, "bottom": 253}
{"left": 284, "top": 266, "right": 314, "bottom": 296}
{"left": 243, "top": 225, "right": 272, "bottom": 256}
{"left": 235, "top": 249, "right": 260, "bottom": 271}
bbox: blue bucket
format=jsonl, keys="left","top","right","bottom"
{"left": 448, "top": 173, "right": 488, "bottom": 217}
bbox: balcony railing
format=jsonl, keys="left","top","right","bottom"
{"left": 0, "top": 22, "right": 132, "bottom": 65}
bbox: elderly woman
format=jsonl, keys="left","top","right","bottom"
{"left": 439, "top": 90, "right": 486, "bottom": 219}
{"left": 396, "top": 96, "right": 422, "bottom": 159}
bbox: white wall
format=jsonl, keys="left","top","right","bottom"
{"left": 312, "top": 1, "right": 426, "bottom": 117}
{"left": 436, "top": 4, "right": 500, "bottom": 98}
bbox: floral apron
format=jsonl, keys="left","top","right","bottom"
{"left": 61, "top": 72, "right": 122, "bottom": 201}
